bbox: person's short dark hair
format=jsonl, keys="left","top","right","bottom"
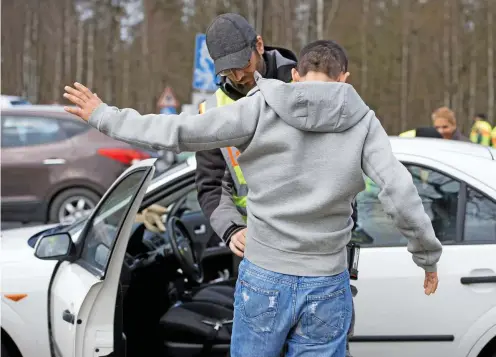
{"left": 475, "top": 113, "right": 487, "bottom": 120}
{"left": 297, "top": 40, "right": 348, "bottom": 79}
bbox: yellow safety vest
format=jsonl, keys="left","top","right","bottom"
{"left": 399, "top": 129, "right": 416, "bottom": 138}
{"left": 470, "top": 120, "right": 492, "bottom": 146}
{"left": 492, "top": 127, "right": 496, "bottom": 148}
{"left": 199, "top": 89, "right": 248, "bottom": 219}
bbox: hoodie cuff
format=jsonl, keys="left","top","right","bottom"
{"left": 88, "top": 103, "right": 109, "bottom": 131}
{"left": 223, "top": 224, "right": 246, "bottom": 245}
{"left": 423, "top": 264, "right": 437, "bottom": 273}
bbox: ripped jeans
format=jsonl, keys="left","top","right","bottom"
{"left": 231, "top": 259, "right": 353, "bottom": 357}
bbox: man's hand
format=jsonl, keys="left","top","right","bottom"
{"left": 63, "top": 82, "right": 103, "bottom": 121}
{"left": 424, "top": 271, "right": 439, "bottom": 295}
{"left": 229, "top": 228, "right": 246, "bottom": 258}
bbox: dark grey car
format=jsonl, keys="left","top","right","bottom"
{"left": 1, "top": 105, "right": 153, "bottom": 224}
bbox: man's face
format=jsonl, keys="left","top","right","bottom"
{"left": 221, "top": 36, "right": 264, "bottom": 89}
{"left": 433, "top": 117, "right": 456, "bottom": 139}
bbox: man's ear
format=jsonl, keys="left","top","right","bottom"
{"left": 255, "top": 35, "right": 264, "bottom": 55}
{"left": 291, "top": 68, "right": 301, "bottom": 82}
{"left": 340, "top": 72, "right": 351, "bottom": 83}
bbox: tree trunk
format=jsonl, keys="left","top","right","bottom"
{"left": 451, "top": 1, "right": 460, "bottom": 114}
{"left": 31, "top": 5, "right": 39, "bottom": 103}
{"left": 325, "top": 0, "right": 340, "bottom": 37}
{"left": 443, "top": 0, "right": 451, "bottom": 106}
{"left": 400, "top": 0, "right": 410, "bottom": 132}
{"left": 22, "top": 6, "right": 32, "bottom": 99}
{"left": 87, "top": 9, "right": 95, "bottom": 91}
{"left": 256, "top": 0, "right": 264, "bottom": 34}
{"left": 360, "top": 0, "right": 369, "bottom": 96}
{"left": 53, "top": 23, "right": 62, "bottom": 102}
{"left": 284, "top": 0, "right": 292, "bottom": 48}
{"left": 487, "top": 0, "right": 494, "bottom": 123}
{"left": 247, "top": 0, "right": 255, "bottom": 27}
{"left": 316, "top": 0, "right": 324, "bottom": 40}
{"left": 76, "top": 19, "right": 84, "bottom": 82}
{"left": 64, "top": 0, "right": 72, "bottom": 83}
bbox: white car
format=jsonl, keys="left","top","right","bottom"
{"left": 1, "top": 138, "right": 496, "bottom": 357}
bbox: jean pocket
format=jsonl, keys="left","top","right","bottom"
{"left": 304, "top": 287, "right": 349, "bottom": 343}
{"left": 237, "top": 279, "right": 279, "bottom": 333}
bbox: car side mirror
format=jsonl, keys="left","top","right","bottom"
{"left": 34, "top": 233, "right": 75, "bottom": 261}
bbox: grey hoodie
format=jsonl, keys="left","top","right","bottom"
{"left": 88, "top": 73, "right": 442, "bottom": 276}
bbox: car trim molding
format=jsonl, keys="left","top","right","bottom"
{"left": 350, "top": 335, "right": 455, "bottom": 342}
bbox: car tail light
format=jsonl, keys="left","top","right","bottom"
{"left": 98, "top": 148, "right": 151, "bottom": 165}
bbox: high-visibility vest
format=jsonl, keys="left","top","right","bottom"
{"left": 470, "top": 120, "right": 492, "bottom": 146}
{"left": 399, "top": 129, "right": 416, "bottom": 138}
{"left": 199, "top": 89, "right": 248, "bottom": 219}
{"left": 491, "top": 127, "right": 496, "bottom": 148}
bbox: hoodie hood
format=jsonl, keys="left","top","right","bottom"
{"left": 253, "top": 72, "right": 370, "bottom": 133}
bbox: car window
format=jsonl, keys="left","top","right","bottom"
{"left": 355, "top": 165, "right": 460, "bottom": 246}
{"left": 59, "top": 119, "right": 89, "bottom": 137}
{"left": 79, "top": 169, "right": 146, "bottom": 272}
{"left": 1, "top": 116, "right": 67, "bottom": 148}
{"left": 464, "top": 187, "right": 496, "bottom": 242}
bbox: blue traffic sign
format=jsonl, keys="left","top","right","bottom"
{"left": 192, "top": 33, "right": 219, "bottom": 91}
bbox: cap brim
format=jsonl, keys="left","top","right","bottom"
{"left": 214, "top": 46, "right": 252, "bottom": 75}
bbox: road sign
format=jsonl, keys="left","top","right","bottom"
{"left": 158, "top": 87, "right": 179, "bottom": 108}
{"left": 192, "top": 33, "right": 219, "bottom": 91}
{"left": 160, "top": 106, "right": 177, "bottom": 115}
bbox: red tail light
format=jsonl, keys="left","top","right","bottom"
{"left": 98, "top": 148, "right": 151, "bottom": 165}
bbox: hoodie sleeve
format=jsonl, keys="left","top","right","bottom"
{"left": 361, "top": 115, "right": 443, "bottom": 272}
{"left": 87, "top": 94, "right": 261, "bottom": 153}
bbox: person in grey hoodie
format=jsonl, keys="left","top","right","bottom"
{"left": 63, "top": 40, "right": 442, "bottom": 357}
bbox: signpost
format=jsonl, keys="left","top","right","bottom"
{"left": 192, "top": 33, "right": 219, "bottom": 92}
{"left": 157, "top": 86, "right": 178, "bottom": 114}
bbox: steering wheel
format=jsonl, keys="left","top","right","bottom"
{"left": 167, "top": 216, "right": 203, "bottom": 284}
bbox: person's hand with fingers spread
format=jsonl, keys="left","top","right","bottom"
{"left": 424, "top": 271, "right": 439, "bottom": 296}
{"left": 63, "top": 83, "right": 103, "bottom": 121}
{"left": 229, "top": 228, "right": 246, "bottom": 258}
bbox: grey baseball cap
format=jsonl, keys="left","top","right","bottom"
{"left": 206, "top": 13, "right": 257, "bottom": 75}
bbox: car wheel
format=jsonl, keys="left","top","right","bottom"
{"left": 49, "top": 188, "right": 100, "bottom": 224}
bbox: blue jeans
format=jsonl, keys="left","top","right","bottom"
{"left": 231, "top": 258, "right": 353, "bottom": 357}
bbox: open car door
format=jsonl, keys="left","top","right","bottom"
{"left": 36, "top": 159, "right": 156, "bottom": 357}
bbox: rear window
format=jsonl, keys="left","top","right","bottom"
{"left": 1, "top": 116, "right": 67, "bottom": 148}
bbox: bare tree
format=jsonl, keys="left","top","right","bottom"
{"left": 450, "top": 1, "right": 461, "bottom": 114}
{"left": 487, "top": 0, "right": 494, "bottom": 123}
{"left": 247, "top": 0, "right": 255, "bottom": 27}
{"left": 360, "top": 0, "right": 370, "bottom": 96}
{"left": 76, "top": 19, "right": 84, "bottom": 82}
{"left": 256, "top": 0, "right": 264, "bottom": 34}
{"left": 22, "top": 5, "right": 32, "bottom": 99}
{"left": 400, "top": 0, "right": 411, "bottom": 132}
{"left": 443, "top": 0, "right": 451, "bottom": 106}
{"left": 316, "top": 0, "right": 324, "bottom": 40}
{"left": 64, "top": 0, "right": 72, "bottom": 83}
{"left": 87, "top": 5, "right": 95, "bottom": 90}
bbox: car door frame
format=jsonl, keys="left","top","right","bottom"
{"left": 44, "top": 158, "right": 156, "bottom": 357}
{"left": 351, "top": 154, "right": 496, "bottom": 357}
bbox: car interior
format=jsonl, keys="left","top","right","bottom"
{"left": 116, "top": 184, "right": 238, "bottom": 357}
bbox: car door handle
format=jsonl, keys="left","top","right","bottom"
{"left": 460, "top": 276, "right": 496, "bottom": 285}
{"left": 62, "top": 309, "right": 75, "bottom": 324}
{"left": 43, "top": 158, "right": 66, "bottom": 165}
{"left": 194, "top": 224, "right": 206, "bottom": 234}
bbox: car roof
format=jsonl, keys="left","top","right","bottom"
{"left": 389, "top": 136, "right": 494, "bottom": 160}
{"left": 1, "top": 105, "right": 79, "bottom": 120}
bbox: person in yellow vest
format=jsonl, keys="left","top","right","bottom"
{"left": 470, "top": 113, "right": 492, "bottom": 146}
{"left": 492, "top": 126, "right": 496, "bottom": 147}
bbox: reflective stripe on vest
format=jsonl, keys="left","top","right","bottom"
{"left": 199, "top": 89, "right": 248, "bottom": 218}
